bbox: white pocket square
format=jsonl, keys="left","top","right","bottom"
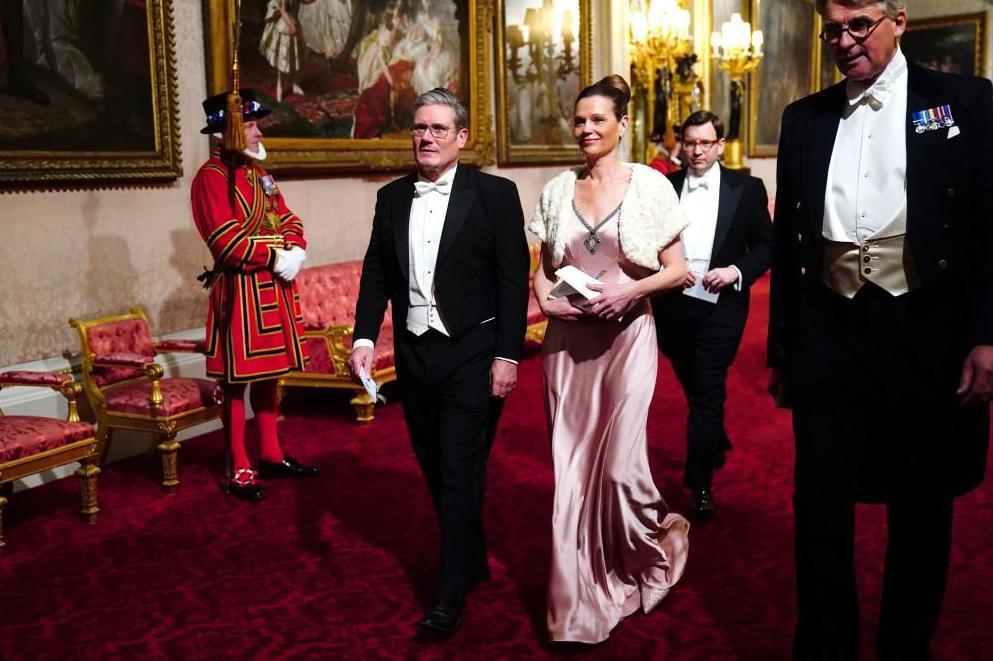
{"left": 948, "top": 126, "right": 961, "bottom": 139}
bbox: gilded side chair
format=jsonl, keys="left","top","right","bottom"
{"left": 69, "top": 307, "right": 222, "bottom": 493}
{"left": 0, "top": 370, "right": 99, "bottom": 556}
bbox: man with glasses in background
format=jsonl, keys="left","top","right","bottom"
{"left": 651, "top": 110, "right": 773, "bottom": 520}
{"left": 768, "top": 1, "right": 993, "bottom": 657}
{"left": 349, "top": 88, "right": 530, "bottom": 635}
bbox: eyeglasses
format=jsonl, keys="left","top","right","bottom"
{"left": 409, "top": 124, "right": 454, "bottom": 139}
{"left": 819, "top": 15, "right": 887, "bottom": 43}
{"left": 684, "top": 140, "right": 720, "bottom": 151}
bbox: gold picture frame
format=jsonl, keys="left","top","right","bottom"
{"left": 493, "top": 0, "right": 592, "bottom": 165}
{"left": 203, "top": 0, "right": 495, "bottom": 175}
{"left": 0, "top": 0, "right": 182, "bottom": 186}
{"left": 746, "top": 0, "right": 821, "bottom": 158}
{"left": 902, "top": 12, "right": 989, "bottom": 79}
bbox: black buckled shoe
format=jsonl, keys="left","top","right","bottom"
{"left": 226, "top": 468, "right": 263, "bottom": 502}
{"left": 416, "top": 601, "right": 464, "bottom": 634}
{"left": 257, "top": 455, "right": 320, "bottom": 479}
{"left": 691, "top": 488, "right": 715, "bottom": 520}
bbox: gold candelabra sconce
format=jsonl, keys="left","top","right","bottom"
{"left": 505, "top": 0, "right": 579, "bottom": 146}
{"left": 628, "top": 0, "right": 698, "bottom": 164}
{"left": 711, "top": 12, "right": 764, "bottom": 171}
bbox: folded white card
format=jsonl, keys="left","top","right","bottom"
{"left": 548, "top": 265, "right": 604, "bottom": 309}
{"left": 358, "top": 367, "right": 386, "bottom": 404}
{"left": 682, "top": 258, "right": 719, "bottom": 304}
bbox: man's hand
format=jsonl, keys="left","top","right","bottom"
{"left": 490, "top": 360, "right": 518, "bottom": 398}
{"left": 348, "top": 346, "right": 374, "bottom": 385}
{"left": 957, "top": 345, "right": 993, "bottom": 406}
{"left": 768, "top": 367, "right": 791, "bottom": 408}
{"left": 702, "top": 266, "right": 739, "bottom": 293}
{"left": 274, "top": 246, "right": 307, "bottom": 282}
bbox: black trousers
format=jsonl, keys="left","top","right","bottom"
{"left": 395, "top": 323, "right": 503, "bottom": 604}
{"left": 790, "top": 283, "right": 961, "bottom": 661}
{"left": 654, "top": 295, "right": 746, "bottom": 491}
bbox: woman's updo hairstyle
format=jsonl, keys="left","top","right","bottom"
{"left": 575, "top": 74, "right": 631, "bottom": 120}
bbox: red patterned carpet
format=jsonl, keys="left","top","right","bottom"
{"left": 2, "top": 277, "right": 991, "bottom": 659}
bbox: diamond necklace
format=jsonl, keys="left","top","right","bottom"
{"left": 572, "top": 199, "right": 622, "bottom": 254}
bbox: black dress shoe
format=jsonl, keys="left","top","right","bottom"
{"left": 691, "top": 489, "right": 715, "bottom": 519}
{"left": 416, "top": 601, "right": 464, "bottom": 634}
{"left": 226, "top": 469, "right": 263, "bottom": 502}
{"left": 257, "top": 455, "right": 320, "bottom": 478}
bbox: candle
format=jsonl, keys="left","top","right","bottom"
{"left": 752, "top": 30, "right": 764, "bottom": 57}
{"left": 711, "top": 30, "right": 722, "bottom": 59}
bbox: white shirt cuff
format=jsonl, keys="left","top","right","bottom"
{"left": 494, "top": 357, "right": 518, "bottom": 365}
{"left": 352, "top": 338, "right": 375, "bottom": 351}
{"left": 730, "top": 265, "right": 743, "bottom": 292}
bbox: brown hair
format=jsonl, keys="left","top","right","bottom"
{"left": 575, "top": 75, "right": 631, "bottom": 120}
{"left": 682, "top": 110, "right": 725, "bottom": 140}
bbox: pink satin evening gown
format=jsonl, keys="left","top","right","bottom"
{"left": 543, "top": 206, "right": 689, "bottom": 644}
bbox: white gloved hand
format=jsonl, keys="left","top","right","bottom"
{"left": 273, "top": 246, "right": 307, "bottom": 281}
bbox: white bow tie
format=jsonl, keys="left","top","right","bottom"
{"left": 848, "top": 77, "right": 891, "bottom": 110}
{"left": 687, "top": 177, "right": 710, "bottom": 192}
{"left": 414, "top": 179, "right": 450, "bottom": 196}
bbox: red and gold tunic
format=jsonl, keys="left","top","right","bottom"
{"left": 191, "top": 155, "right": 308, "bottom": 383}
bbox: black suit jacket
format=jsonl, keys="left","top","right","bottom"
{"left": 768, "top": 65, "right": 993, "bottom": 371}
{"left": 353, "top": 165, "right": 531, "bottom": 362}
{"left": 654, "top": 165, "right": 773, "bottom": 321}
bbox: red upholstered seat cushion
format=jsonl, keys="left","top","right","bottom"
{"left": 0, "top": 371, "right": 72, "bottom": 387}
{"left": 104, "top": 378, "right": 221, "bottom": 417}
{"left": 86, "top": 318, "right": 156, "bottom": 387}
{"left": 0, "top": 417, "right": 94, "bottom": 464}
{"left": 303, "top": 328, "right": 395, "bottom": 376}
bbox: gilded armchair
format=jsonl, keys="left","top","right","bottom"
{"left": 69, "top": 307, "right": 222, "bottom": 493}
{"left": 0, "top": 370, "right": 99, "bottom": 556}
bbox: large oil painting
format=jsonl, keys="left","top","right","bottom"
{"left": 747, "top": 0, "right": 819, "bottom": 157}
{"left": 204, "top": 0, "right": 494, "bottom": 174}
{"left": 494, "top": 0, "right": 591, "bottom": 165}
{"left": 902, "top": 13, "right": 988, "bottom": 79}
{"left": 0, "top": 0, "right": 181, "bottom": 185}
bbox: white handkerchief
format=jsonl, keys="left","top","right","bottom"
{"left": 948, "top": 126, "right": 961, "bottom": 139}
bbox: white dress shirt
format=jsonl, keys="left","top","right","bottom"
{"left": 679, "top": 164, "right": 742, "bottom": 290}
{"left": 823, "top": 48, "right": 908, "bottom": 244}
{"left": 406, "top": 163, "right": 457, "bottom": 336}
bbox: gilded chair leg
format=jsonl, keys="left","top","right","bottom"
{"left": 350, "top": 390, "right": 375, "bottom": 423}
{"left": 158, "top": 431, "right": 180, "bottom": 494}
{"left": 276, "top": 381, "right": 285, "bottom": 422}
{"left": 0, "top": 493, "right": 7, "bottom": 557}
{"left": 75, "top": 460, "right": 100, "bottom": 523}
{"left": 96, "top": 426, "right": 114, "bottom": 464}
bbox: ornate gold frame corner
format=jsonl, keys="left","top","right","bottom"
{"left": 493, "top": 0, "right": 592, "bottom": 165}
{"left": 203, "top": 0, "right": 495, "bottom": 175}
{"left": 903, "top": 12, "right": 989, "bottom": 79}
{"left": 0, "top": 0, "right": 182, "bottom": 186}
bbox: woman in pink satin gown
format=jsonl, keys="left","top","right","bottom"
{"left": 529, "top": 75, "right": 691, "bottom": 644}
